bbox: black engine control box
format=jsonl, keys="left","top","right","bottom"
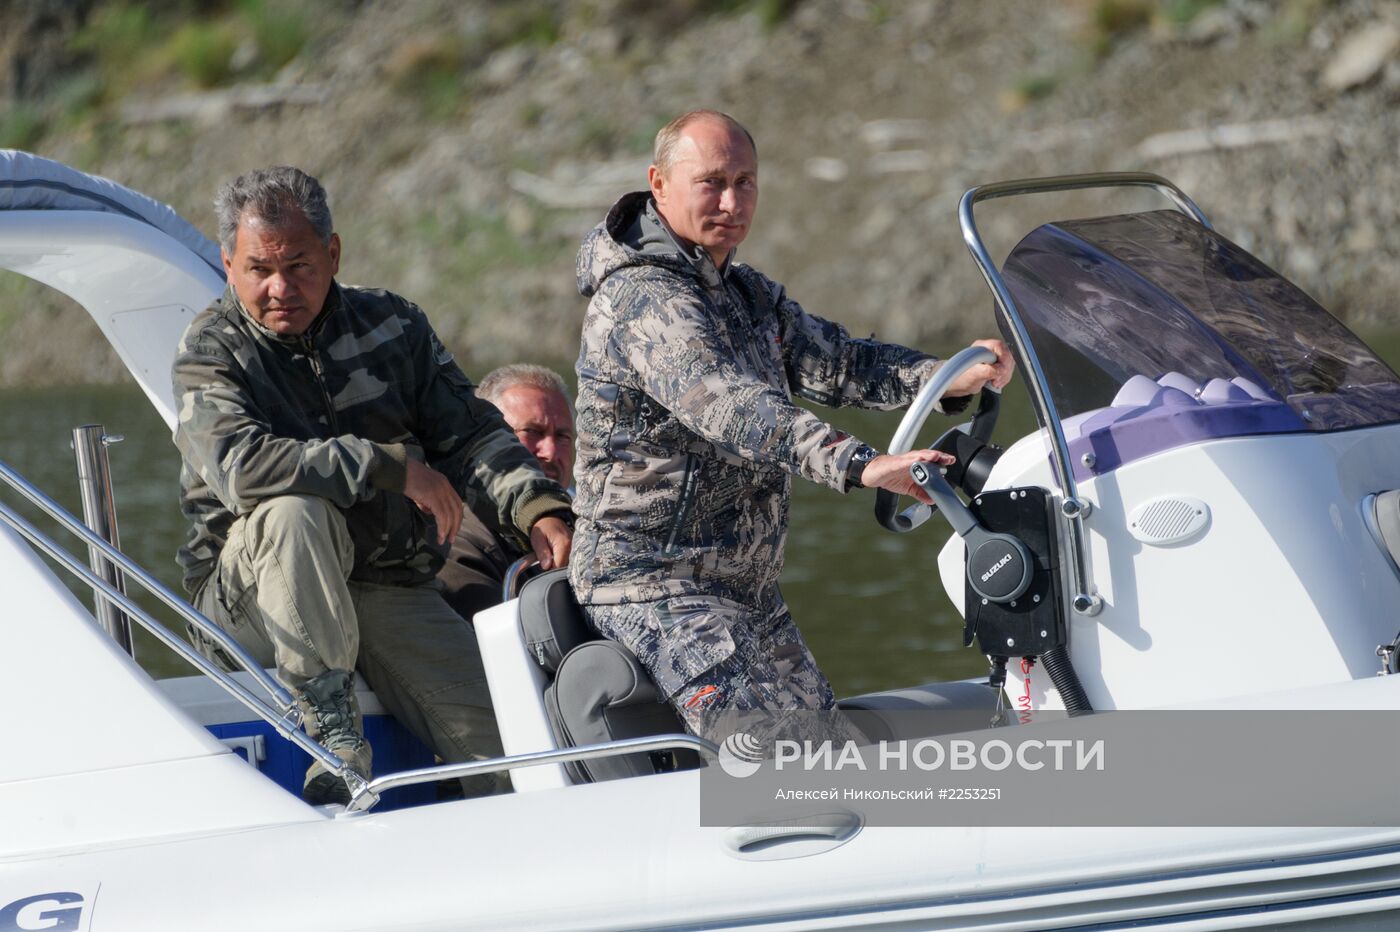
{"left": 962, "top": 486, "right": 1065, "bottom": 657}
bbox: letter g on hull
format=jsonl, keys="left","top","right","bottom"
{"left": 0, "top": 893, "right": 86, "bottom": 932}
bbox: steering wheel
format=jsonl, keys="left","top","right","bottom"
{"left": 875, "top": 345, "right": 1001, "bottom": 533}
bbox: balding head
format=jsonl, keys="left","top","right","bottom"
{"left": 648, "top": 110, "right": 759, "bottom": 267}
{"left": 652, "top": 110, "right": 756, "bottom": 179}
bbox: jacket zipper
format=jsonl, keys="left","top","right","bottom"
{"left": 301, "top": 337, "right": 340, "bottom": 432}
{"left": 663, "top": 453, "right": 699, "bottom": 556}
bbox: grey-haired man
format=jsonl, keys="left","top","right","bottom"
{"left": 173, "top": 166, "right": 572, "bottom": 804}
{"left": 439, "top": 363, "right": 576, "bottom": 623}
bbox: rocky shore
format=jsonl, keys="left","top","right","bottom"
{"left": 2, "top": 0, "right": 1397, "bottom": 385}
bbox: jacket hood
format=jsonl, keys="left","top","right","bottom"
{"left": 576, "top": 191, "right": 730, "bottom": 298}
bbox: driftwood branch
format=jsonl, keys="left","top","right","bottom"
{"left": 1138, "top": 116, "right": 1333, "bottom": 160}
{"left": 121, "top": 84, "right": 329, "bottom": 125}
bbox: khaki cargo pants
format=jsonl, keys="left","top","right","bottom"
{"left": 190, "top": 494, "right": 503, "bottom": 794}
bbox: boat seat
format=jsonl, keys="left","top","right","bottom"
{"left": 516, "top": 569, "right": 700, "bottom": 783}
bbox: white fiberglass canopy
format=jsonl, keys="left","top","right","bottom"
{"left": 0, "top": 149, "right": 226, "bottom": 426}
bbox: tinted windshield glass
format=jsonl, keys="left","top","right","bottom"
{"left": 1001, "top": 210, "right": 1400, "bottom": 439}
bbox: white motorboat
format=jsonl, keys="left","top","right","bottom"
{"left": 4, "top": 151, "right": 1400, "bottom": 930}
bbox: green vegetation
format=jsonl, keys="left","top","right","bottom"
{"left": 699, "top": 0, "right": 805, "bottom": 29}
{"left": 0, "top": 105, "right": 47, "bottom": 150}
{"left": 382, "top": 2, "right": 569, "bottom": 120}
{"left": 1081, "top": 0, "right": 1232, "bottom": 56}
{"left": 576, "top": 115, "right": 619, "bottom": 157}
{"left": 1000, "top": 0, "right": 1235, "bottom": 109}
{"left": 1264, "top": 0, "right": 1330, "bottom": 44}
{"left": 998, "top": 71, "right": 1059, "bottom": 113}
{"left": 239, "top": 0, "right": 310, "bottom": 74}
{"left": 412, "top": 209, "right": 566, "bottom": 281}
{"left": 753, "top": 0, "right": 805, "bottom": 28}
{"left": 492, "top": 4, "right": 561, "bottom": 48}
{"left": 68, "top": 2, "right": 166, "bottom": 99}
{"left": 385, "top": 37, "right": 470, "bottom": 121}
{"left": 67, "top": 0, "right": 316, "bottom": 97}
{"left": 51, "top": 74, "right": 105, "bottom": 131}
{"left": 166, "top": 21, "right": 240, "bottom": 88}
{"left": 1084, "top": 0, "right": 1153, "bottom": 57}
{"left": 1, "top": 0, "right": 326, "bottom": 162}
{"left": 1017, "top": 72, "right": 1059, "bottom": 102}
{"left": 1160, "top": 0, "right": 1225, "bottom": 28}
{"left": 567, "top": 0, "right": 803, "bottom": 37}
{"left": 518, "top": 100, "right": 547, "bottom": 128}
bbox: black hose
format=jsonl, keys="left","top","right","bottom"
{"left": 1039, "top": 645, "right": 1093, "bottom": 716}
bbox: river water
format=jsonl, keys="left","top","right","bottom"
{"left": 5, "top": 331, "right": 1399, "bottom": 696}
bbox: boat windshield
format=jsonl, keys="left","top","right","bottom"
{"left": 1000, "top": 209, "right": 1400, "bottom": 480}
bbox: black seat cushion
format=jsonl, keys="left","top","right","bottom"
{"left": 518, "top": 568, "right": 593, "bottom": 673}
{"left": 545, "top": 641, "right": 698, "bottom": 782}
{"left": 517, "top": 568, "right": 698, "bottom": 782}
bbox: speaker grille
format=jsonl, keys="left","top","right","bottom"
{"left": 1129, "top": 497, "right": 1209, "bottom": 545}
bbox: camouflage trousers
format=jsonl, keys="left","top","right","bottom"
{"left": 583, "top": 593, "right": 865, "bottom": 747}
{"left": 190, "top": 494, "right": 503, "bottom": 794}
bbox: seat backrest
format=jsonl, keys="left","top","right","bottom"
{"left": 518, "top": 569, "right": 595, "bottom": 673}
{"left": 514, "top": 569, "right": 697, "bottom": 782}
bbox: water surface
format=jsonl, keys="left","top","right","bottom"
{"left": 4, "top": 330, "right": 1398, "bottom": 697}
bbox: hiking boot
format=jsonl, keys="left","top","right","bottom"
{"left": 296, "top": 669, "right": 372, "bottom": 806}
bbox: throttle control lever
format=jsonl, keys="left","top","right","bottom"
{"left": 909, "top": 462, "right": 1033, "bottom": 604}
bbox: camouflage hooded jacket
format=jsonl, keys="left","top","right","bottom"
{"left": 570, "top": 192, "right": 952, "bottom": 607}
{"left": 174, "top": 283, "right": 570, "bottom": 593}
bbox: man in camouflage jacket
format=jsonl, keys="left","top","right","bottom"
{"left": 175, "top": 166, "right": 572, "bottom": 803}
{"left": 571, "top": 111, "right": 1013, "bottom": 742}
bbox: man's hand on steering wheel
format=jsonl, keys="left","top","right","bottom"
{"left": 861, "top": 449, "right": 955, "bottom": 505}
{"left": 873, "top": 341, "right": 1011, "bottom": 533}
{"left": 943, "top": 339, "right": 1015, "bottom": 398}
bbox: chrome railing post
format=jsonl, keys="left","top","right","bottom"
{"left": 0, "top": 456, "right": 368, "bottom": 794}
{"left": 957, "top": 172, "right": 1212, "bottom": 618}
{"left": 0, "top": 459, "right": 294, "bottom": 711}
{"left": 72, "top": 424, "right": 134, "bottom": 656}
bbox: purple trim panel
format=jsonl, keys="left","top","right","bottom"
{"left": 1062, "top": 373, "right": 1306, "bottom": 483}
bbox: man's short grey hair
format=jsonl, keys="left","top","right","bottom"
{"left": 652, "top": 109, "right": 757, "bottom": 177}
{"left": 477, "top": 363, "right": 572, "bottom": 414}
{"left": 214, "top": 166, "right": 333, "bottom": 254}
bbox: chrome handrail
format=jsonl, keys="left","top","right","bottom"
{"left": 0, "top": 459, "right": 359, "bottom": 786}
{"left": 0, "top": 460, "right": 289, "bottom": 708}
{"left": 501, "top": 555, "right": 540, "bottom": 602}
{"left": 72, "top": 425, "right": 134, "bottom": 655}
{"left": 958, "top": 171, "right": 1211, "bottom": 617}
{"left": 346, "top": 733, "right": 719, "bottom": 813}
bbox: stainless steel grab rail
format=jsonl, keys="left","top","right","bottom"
{"left": 2, "top": 456, "right": 721, "bottom": 813}
{"left": 0, "top": 459, "right": 291, "bottom": 709}
{"left": 501, "top": 555, "right": 540, "bottom": 602}
{"left": 72, "top": 425, "right": 134, "bottom": 656}
{"left": 0, "top": 459, "right": 362, "bottom": 788}
{"left": 346, "top": 733, "right": 719, "bottom": 813}
{"left": 957, "top": 172, "right": 1211, "bottom": 617}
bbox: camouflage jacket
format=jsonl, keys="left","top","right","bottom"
{"left": 570, "top": 192, "right": 952, "bottom": 606}
{"left": 174, "top": 283, "right": 570, "bottom": 592}
{"left": 438, "top": 508, "right": 527, "bottom": 623}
